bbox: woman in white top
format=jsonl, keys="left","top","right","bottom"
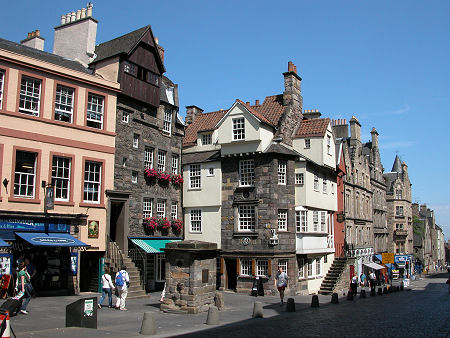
{"left": 98, "top": 267, "right": 114, "bottom": 308}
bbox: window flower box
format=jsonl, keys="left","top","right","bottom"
{"left": 158, "top": 217, "right": 172, "bottom": 231}
{"left": 171, "top": 174, "right": 184, "bottom": 186}
{"left": 144, "top": 168, "right": 159, "bottom": 179}
{"left": 143, "top": 217, "right": 158, "bottom": 231}
{"left": 171, "top": 219, "right": 183, "bottom": 232}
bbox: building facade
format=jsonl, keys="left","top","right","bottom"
{"left": 0, "top": 9, "right": 119, "bottom": 294}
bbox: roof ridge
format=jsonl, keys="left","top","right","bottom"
{"left": 96, "top": 25, "right": 150, "bottom": 47}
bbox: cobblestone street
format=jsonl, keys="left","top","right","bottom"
{"left": 8, "top": 272, "right": 449, "bottom": 337}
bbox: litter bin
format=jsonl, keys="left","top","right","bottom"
{"left": 66, "top": 297, "right": 97, "bottom": 329}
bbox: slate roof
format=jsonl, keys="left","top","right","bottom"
{"left": 92, "top": 26, "right": 150, "bottom": 64}
{"left": 264, "top": 142, "right": 298, "bottom": 156}
{"left": 383, "top": 172, "right": 400, "bottom": 192}
{"left": 160, "top": 75, "right": 178, "bottom": 107}
{"left": 294, "top": 118, "right": 330, "bottom": 138}
{"left": 182, "top": 150, "right": 221, "bottom": 165}
{"left": 0, "top": 38, "right": 90, "bottom": 74}
{"left": 183, "top": 110, "right": 227, "bottom": 147}
{"left": 391, "top": 155, "right": 402, "bottom": 173}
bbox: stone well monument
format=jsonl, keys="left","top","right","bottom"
{"left": 160, "top": 240, "right": 218, "bottom": 314}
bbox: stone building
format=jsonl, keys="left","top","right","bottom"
{"left": 90, "top": 26, "right": 184, "bottom": 292}
{"left": 412, "top": 203, "right": 433, "bottom": 271}
{"left": 363, "top": 128, "right": 388, "bottom": 254}
{"left": 384, "top": 156, "right": 413, "bottom": 254}
{"left": 0, "top": 4, "right": 119, "bottom": 295}
{"left": 332, "top": 117, "right": 374, "bottom": 276}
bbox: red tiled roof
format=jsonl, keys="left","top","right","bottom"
{"left": 183, "top": 110, "right": 227, "bottom": 147}
{"left": 236, "top": 99, "right": 273, "bottom": 126}
{"left": 254, "top": 95, "right": 285, "bottom": 126}
{"left": 294, "top": 118, "right": 330, "bottom": 138}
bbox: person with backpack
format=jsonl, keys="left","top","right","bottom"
{"left": 115, "top": 266, "right": 129, "bottom": 311}
{"left": 98, "top": 267, "right": 115, "bottom": 308}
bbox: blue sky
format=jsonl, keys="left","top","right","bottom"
{"left": 1, "top": 1, "right": 449, "bottom": 239}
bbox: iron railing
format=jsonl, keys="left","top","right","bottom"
{"left": 106, "top": 236, "right": 123, "bottom": 272}
{"left": 128, "top": 246, "right": 147, "bottom": 290}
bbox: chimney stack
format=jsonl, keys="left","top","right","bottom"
{"left": 349, "top": 116, "right": 361, "bottom": 142}
{"left": 21, "top": 30, "right": 45, "bottom": 51}
{"left": 255, "top": 99, "right": 259, "bottom": 106}
{"left": 53, "top": 3, "right": 98, "bottom": 65}
{"left": 371, "top": 127, "right": 379, "bottom": 148}
{"left": 332, "top": 119, "right": 348, "bottom": 139}
{"left": 303, "top": 109, "right": 321, "bottom": 120}
{"left": 185, "top": 105, "right": 204, "bottom": 125}
{"left": 155, "top": 37, "right": 165, "bottom": 64}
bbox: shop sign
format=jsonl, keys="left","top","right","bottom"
{"left": 71, "top": 253, "right": 78, "bottom": 275}
{"left": 88, "top": 220, "right": 99, "bottom": 239}
{"left": 83, "top": 299, "right": 94, "bottom": 317}
{"left": 0, "top": 219, "right": 68, "bottom": 232}
{"left": 382, "top": 253, "right": 395, "bottom": 264}
{"left": 30, "top": 236, "right": 76, "bottom": 245}
{"left": 394, "top": 255, "right": 409, "bottom": 266}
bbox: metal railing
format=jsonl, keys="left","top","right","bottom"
{"left": 128, "top": 247, "right": 147, "bottom": 290}
{"left": 106, "top": 236, "right": 123, "bottom": 271}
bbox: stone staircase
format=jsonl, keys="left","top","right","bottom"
{"left": 105, "top": 241, "right": 147, "bottom": 299}
{"left": 318, "top": 257, "right": 348, "bottom": 295}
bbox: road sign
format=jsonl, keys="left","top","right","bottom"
{"left": 382, "top": 253, "right": 395, "bottom": 264}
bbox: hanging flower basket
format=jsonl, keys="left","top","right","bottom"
{"left": 159, "top": 172, "right": 171, "bottom": 184}
{"left": 171, "top": 219, "right": 183, "bottom": 233}
{"left": 144, "top": 168, "right": 159, "bottom": 179}
{"left": 143, "top": 217, "right": 158, "bottom": 231}
{"left": 171, "top": 174, "right": 184, "bottom": 186}
{"left": 158, "top": 217, "right": 172, "bottom": 231}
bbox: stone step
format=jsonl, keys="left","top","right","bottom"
{"left": 126, "top": 290, "right": 148, "bottom": 299}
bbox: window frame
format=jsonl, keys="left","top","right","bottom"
{"left": 121, "top": 110, "right": 129, "bottom": 123}
{"left": 238, "top": 205, "right": 256, "bottom": 232}
{"left": 314, "top": 173, "right": 319, "bottom": 191}
{"left": 232, "top": 117, "right": 245, "bottom": 141}
{"left": 201, "top": 133, "right": 212, "bottom": 145}
{"left": 13, "top": 149, "right": 38, "bottom": 199}
{"left": 320, "top": 211, "right": 327, "bottom": 232}
{"left": 313, "top": 211, "right": 319, "bottom": 232}
{"left": 19, "top": 75, "right": 42, "bottom": 116}
{"left": 157, "top": 200, "right": 166, "bottom": 219}
{"left": 131, "top": 170, "right": 138, "bottom": 184}
{"left": 86, "top": 92, "right": 105, "bottom": 129}
{"left": 144, "top": 147, "right": 154, "bottom": 169}
{"left": 298, "top": 258, "right": 305, "bottom": 279}
{"left": 277, "top": 210, "right": 288, "bottom": 231}
{"left": 0, "top": 69, "right": 5, "bottom": 110}
{"left": 157, "top": 150, "right": 166, "bottom": 172}
{"left": 240, "top": 259, "right": 252, "bottom": 276}
{"left": 239, "top": 159, "right": 254, "bottom": 187}
{"left": 190, "top": 209, "right": 202, "bottom": 233}
{"left": 54, "top": 84, "right": 75, "bottom": 123}
{"left": 171, "top": 203, "right": 178, "bottom": 220}
{"left": 163, "top": 107, "right": 172, "bottom": 134}
{"left": 323, "top": 177, "right": 327, "bottom": 194}
{"left": 256, "top": 259, "right": 269, "bottom": 277}
{"left": 189, "top": 164, "right": 201, "bottom": 189}
{"left": 133, "top": 134, "right": 139, "bottom": 149}
{"left": 171, "top": 154, "right": 179, "bottom": 175}
{"left": 396, "top": 206, "right": 404, "bottom": 216}
{"left": 51, "top": 155, "right": 72, "bottom": 202}
{"left": 327, "top": 135, "right": 332, "bottom": 155}
{"left": 278, "top": 259, "right": 288, "bottom": 274}
{"left": 295, "top": 173, "right": 304, "bottom": 185}
{"left": 143, "top": 198, "right": 153, "bottom": 219}
{"left": 82, "top": 160, "right": 102, "bottom": 204}
{"left": 296, "top": 210, "right": 307, "bottom": 232}
{"left": 304, "top": 139, "right": 311, "bottom": 149}
{"left": 278, "top": 160, "right": 287, "bottom": 185}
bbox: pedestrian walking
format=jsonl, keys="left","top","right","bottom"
{"left": 274, "top": 266, "right": 288, "bottom": 305}
{"left": 115, "top": 266, "right": 130, "bottom": 311}
{"left": 369, "top": 270, "right": 376, "bottom": 290}
{"left": 18, "top": 262, "right": 33, "bottom": 314}
{"left": 160, "top": 282, "right": 166, "bottom": 303}
{"left": 98, "top": 267, "right": 115, "bottom": 308}
{"left": 360, "top": 273, "right": 366, "bottom": 287}
{"left": 351, "top": 273, "right": 358, "bottom": 295}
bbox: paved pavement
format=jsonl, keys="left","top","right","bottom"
{"left": 8, "top": 272, "right": 450, "bottom": 337}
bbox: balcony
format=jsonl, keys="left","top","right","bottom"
{"left": 296, "top": 232, "right": 334, "bottom": 254}
{"left": 394, "top": 229, "right": 408, "bottom": 237}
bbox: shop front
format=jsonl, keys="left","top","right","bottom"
{"left": 394, "top": 254, "right": 413, "bottom": 279}
{"left": 0, "top": 214, "right": 89, "bottom": 296}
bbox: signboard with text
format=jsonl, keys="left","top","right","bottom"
{"left": 0, "top": 219, "right": 69, "bottom": 233}
{"left": 382, "top": 253, "right": 395, "bottom": 264}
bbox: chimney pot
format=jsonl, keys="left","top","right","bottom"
{"left": 246, "top": 101, "right": 250, "bottom": 105}
{"left": 255, "top": 99, "right": 259, "bottom": 105}
{"left": 61, "top": 15, "right": 66, "bottom": 25}
{"left": 27, "top": 32, "right": 32, "bottom": 39}
{"left": 35, "top": 30, "right": 40, "bottom": 37}
{"left": 155, "top": 37, "right": 159, "bottom": 45}
{"left": 81, "top": 8, "right": 86, "bottom": 18}
{"left": 76, "top": 9, "right": 81, "bottom": 20}
{"left": 87, "top": 2, "right": 93, "bottom": 17}
{"left": 66, "top": 13, "right": 71, "bottom": 22}
{"left": 71, "top": 11, "right": 76, "bottom": 22}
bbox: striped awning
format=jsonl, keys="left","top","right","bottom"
{"left": 130, "top": 239, "right": 180, "bottom": 254}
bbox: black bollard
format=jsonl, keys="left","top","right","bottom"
{"left": 396, "top": 286, "right": 400, "bottom": 292}
{"left": 400, "top": 282, "right": 404, "bottom": 291}
{"left": 377, "top": 288, "right": 383, "bottom": 295}
{"left": 360, "top": 289, "right": 366, "bottom": 298}
{"left": 388, "top": 286, "right": 393, "bottom": 293}
{"left": 286, "top": 298, "right": 295, "bottom": 312}
{"left": 370, "top": 288, "right": 376, "bottom": 297}
{"left": 331, "top": 293, "right": 339, "bottom": 304}
{"left": 311, "top": 295, "right": 320, "bottom": 308}
{"left": 383, "top": 287, "right": 388, "bottom": 294}
{"left": 347, "top": 292, "right": 354, "bottom": 301}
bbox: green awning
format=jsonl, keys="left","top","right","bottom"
{"left": 130, "top": 239, "right": 179, "bottom": 254}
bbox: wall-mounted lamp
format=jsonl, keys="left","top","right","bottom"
{"left": 2, "top": 178, "right": 9, "bottom": 193}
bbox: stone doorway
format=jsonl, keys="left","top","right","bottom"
{"left": 225, "top": 258, "right": 237, "bottom": 290}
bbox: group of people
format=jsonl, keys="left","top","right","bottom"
{"left": 98, "top": 266, "right": 130, "bottom": 311}
{"left": 350, "top": 270, "right": 389, "bottom": 295}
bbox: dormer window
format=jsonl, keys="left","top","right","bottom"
{"left": 327, "top": 135, "right": 332, "bottom": 155}
{"left": 232, "top": 118, "right": 245, "bottom": 141}
{"left": 304, "top": 139, "right": 311, "bottom": 149}
{"left": 201, "top": 133, "right": 212, "bottom": 145}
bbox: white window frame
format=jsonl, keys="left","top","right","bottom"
{"left": 143, "top": 198, "right": 153, "bottom": 219}
{"left": 144, "top": 147, "right": 154, "bottom": 169}
{"left": 54, "top": 84, "right": 74, "bottom": 123}
{"left": 190, "top": 209, "right": 202, "bottom": 233}
{"left": 396, "top": 190, "right": 402, "bottom": 199}
{"left": 240, "top": 259, "right": 252, "bottom": 276}
{"left": 296, "top": 210, "right": 307, "bottom": 232}
{"left": 156, "top": 254, "right": 166, "bottom": 281}
{"left": 19, "top": 76, "right": 41, "bottom": 116}
{"left": 295, "top": 173, "right": 304, "bottom": 185}
{"left": 207, "top": 167, "right": 214, "bottom": 176}
{"left": 171, "top": 203, "right": 178, "bottom": 220}
{"left": 51, "top": 156, "right": 71, "bottom": 202}
{"left": 133, "top": 134, "right": 139, "bottom": 148}
{"left": 163, "top": 107, "right": 172, "bottom": 134}
{"left": 86, "top": 93, "right": 104, "bottom": 129}
{"left": 323, "top": 177, "right": 327, "bottom": 194}
{"left": 278, "top": 210, "right": 287, "bottom": 231}
{"left": 157, "top": 200, "right": 166, "bottom": 218}
{"left": 0, "top": 70, "right": 4, "bottom": 109}
{"left": 157, "top": 150, "right": 166, "bottom": 172}
{"left": 304, "top": 139, "right": 310, "bottom": 149}
{"left": 189, "top": 164, "right": 201, "bottom": 189}
{"left": 256, "top": 259, "right": 268, "bottom": 277}
{"left": 396, "top": 206, "right": 404, "bottom": 216}
{"left": 238, "top": 205, "right": 256, "bottom": 232}
{"left": 314, "top": 174, "right": 319, "bottom": 191}
{"left": 320, "top": 211, "right": 327, "bottom": 232}
{"left": 239, "top": 159, "right": 254, "bottom": 187}
{"left": 232, "top": 118, "right": 245, "bottom": 141}
{"left": 307, "top": 258, "right": 314, "bottom": 277}
{"left": 298, "top": 258, "right": 305, "bottom": 279}
{"left": 171, "top": 155, "right": 179, "bottom": 175}
{"left": 327, "top": 135, "right": 332, "bottom": 155}
{"left": 278, "top": 160, "right": 286, "bottom": 185}
{"left": 201, "top": 133, "right": 212, "bottom": 145}
{"left": 121, "top": 110, "right": 129, "bottom": 123}
{"left": 83, "top": 161, "right": 101, "bottom": 203}
{"left": 315, "top": 258, "right": 321, "bottom": 276}
{"left": 131, "top": 171, "right": 138, "bottom": 184}
{"left": 313, "top": 211, "right": 319, "bottom": 232}
{"left": 14, "top": 151, "right": 37, "bottom": 198}
{"left": 278, "top": 259, "right": 288, "bottom": 274}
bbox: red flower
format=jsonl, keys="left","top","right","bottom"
{"left": 158, "top": 217, "right": 172, "bottom": 230}
{"left": 159, "top": 172, "right": 171, "bottom": 182}
{"left": 144, "top": 217, "right": 158, "bottom": 230}
{"left": 144, "top": 168, "right": 159, "bottom": 178}
{"left": 171, "top": 219, "right": 183, "bottom": 232}
{"left": 171, "top": 174, "right": 184, "bottom": 185}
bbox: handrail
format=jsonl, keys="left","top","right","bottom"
{"left": 106, "top": 236, "right": 123, "bottom": 271}
{"left": 128, "top": 246, "right": 146, "bottom": 290}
